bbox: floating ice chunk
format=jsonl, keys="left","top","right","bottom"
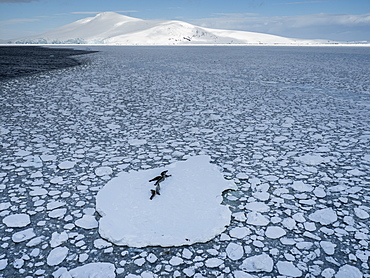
{"left": 335, "top": 264, "right": 362, "bottom": 278}
{"left": 309, "top": 208, "right": 337, "bottom": 225}
{"left": 172, "top": 151, "right": 185, "bottom": 158}
{"left": 246, "top": 211, "right": 269, "bottom": 226}
{"left": 240, "top": 253, "right": 273, "bottom": 272}
{"left": 276, "top": 261, "right": 302, "bottom": 277}
{"left": 58, "top": 161, "right": 76, "bottom": 170}
{"left": 291, "top": 181, "right": 313, "bottom": 192}
{"left": 292, "top": 212, "right": 306, "bottom": 223}
{"left": 347, "top": 169, "right": 366, "bottom": 176}
{"left": 50, "top": 176, "right": 65, "bottom": 185}
{"left": 50, "top": 232, "right": 69, "bottom": 248}
{"left": 274, "top": 136, "right": 288, "bottom": 142}
{"left": 61, "top": 137, "right": 76, "bottom": 144}
{"left": 265, "top": 226, "right": 286, "bottom": 239}
{"left": 296, "top": 241, "right": 313, "bottom": 250}
{"left": 0, "top": 259, "right": 8, "bottom": 271}
{"left": 313, "top": 187, "right": 326, "bottom": 198}
{"left": 252, "top": 191, "right": 270, "bottom": 201}
{"left": 233, "top": 271, "right": 256, "bottom": 278}
{"left": 141, "top": 271, "right": 155, "bottom": 278}
{"left": 94, "top": 238, "right": 112, "bottom": 249}
{"left": 133, "top": 258, "right": 145, "bottom": 266}
{"left": 282, "top": 218, "right": 297, "bottom": 230}
{"left": 47, "top": 201, "right": 65, "bottom": 210}
{"left": 30, "top": 171, "right": 43, "bottom": 178}
{"left": 75, "top": 215, "right": 98, "bottom": 229}
{"left": 13, "top": 258, "right": 24, "bottom": 269}
{"left": 346, "top": 186, "right": 362, "bottom": 194}
{"left": 20, "top": 155, "right": 43, "bottom": 168}
{"left": 182, "top": 248, "right": 193, "bottom": 259}
{"left": 125, "top": 274, "right": 140, "bottom": 278}
{"left": 226, "top": 242, "right": 244, "bottom": 260}
{"left": 12, "top": 228, "right": 36, "bottom": 243}
{"left": 320, "top": 241, "right": 336, "bottom": 255}
{"left": 95, "top": 166, "right": 113, "bottom": 177}
{"left": 79, "top": 96, "right": 93, "bottom": 102}
{"left": 3, "top": 214, "right": 30, "bottom": 227}
{"left": 147, "top": 253, "right": 158, "bottom": 263}
{"left": 233, "top": 212, "right": 247, "bottom": 222}
{"left": 48, "top": 208, "right": 67, "bottom": 219}
{"left": 248, "top": 177, "right": 261, "bottom": 187}
{"left": 0, "top": 202, "right": 11, "bottom": 211}
{"left": 29, "top": 187, "right": 48, "bottom": 196}
{"left": 183, "top": 267, "right": 195, "bottom": 277}
{"left": 69, "top": 262, "right": 116, "bottom": 278}
{"left": 296, "top": 154, "right": 328, "bottom": 165}
{"left": 79, "top": 253, "right": 89, "bottom": 263}
{"left": 107, "top": 123, "right": 120, "bottom": 129}
{"left": 236, "top": 173, "right": 248, "bottom": 179}
{"left": 26, "top": 236, "right": 44, "bottom": 247}
{"left": 229, "top": 227, "right": 251, "bottom": 239}
{"left": 244, "top": 202, "right": 269, "bottom": 212}
{"left": 96, "top": 155, "right": 236, "bottom": 247}
{"left": 47, "top": 247, "right": 68, "bottom": 266}
{"left": 128, "top": 139, "right": 147, "bottom": 146}
{"left": 40, "top": 154, "right": 57, "bottom": 162}
{"left": 304, "top": 222, "right": 316, "bottom": 231}
{"left": 15, "top": 150, "right": 32, "bottom": 156}
{"left": 169, "top": 256, "right": 184, "bottom": 266}
{"left": 264, "top": 175, "right": 278, "bottom": 182}
{"left": 205, "top": 258, "right": 223, "bottom": 268}
{"left": 0, "top": 127, "right": 10, "bottom": 135}
{"left": 322, "top": 268, "right": 336, "bottom": 278}
{"left": 354, "top": 208, "right": 369, "bottom": 219}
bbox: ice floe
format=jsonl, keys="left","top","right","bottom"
{"left": 96, "top": 155, "right": 236, "bottom": 247}
{"left": 240, "top": 253, "right": 273, "bottom": 272}
{"left": 2, "top": 213, "right": 30, "bottom": 228}
{"left": 47, "top": 246, "right": 69, "bottom": 266}
{"left": 308, "top": 208, "right": 338, "bottom": 225}
{"left": 276, "top": 261, "right": 302, "bottom": 277}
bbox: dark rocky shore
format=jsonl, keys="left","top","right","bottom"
{"left": 0, "top": 46, "right": 97, "bottom": 80}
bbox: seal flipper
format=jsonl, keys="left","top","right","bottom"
{"left": 149, "top": 176, "right": 161, "bottom": 182}
{"left": 150, "top": 189, "right": 156, "bottom": 200}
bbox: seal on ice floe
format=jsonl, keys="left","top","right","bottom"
{"left": 149, "top": 170, "right": 171, "bottom": 200}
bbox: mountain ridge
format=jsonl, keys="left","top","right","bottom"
{"left": 9, "top": 12, "right": 323, "bottom": 45}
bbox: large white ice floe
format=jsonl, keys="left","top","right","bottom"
{"left": 52, "top": 263, "right": 116, "bottom": 278}
{"left": 96, "top": 155, "right": 236, "bottom": 247}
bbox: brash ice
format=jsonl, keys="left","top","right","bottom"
{"left": 95, "top": 155, "right": 236, "bottom": 248}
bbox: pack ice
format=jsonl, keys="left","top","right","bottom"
{"left": 96, "top": 155, "right": 236, "bottom": 247}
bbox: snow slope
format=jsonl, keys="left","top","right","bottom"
{"left": 12, "top": 12, "right": 313, "bottom": 45}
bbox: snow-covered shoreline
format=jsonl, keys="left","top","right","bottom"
{"left": 2, "top": 42, "right": 370, "bottom": 47}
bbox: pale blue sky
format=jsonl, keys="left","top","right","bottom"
{"left": 0, "top": 0, "right": 369, "bottom": 41}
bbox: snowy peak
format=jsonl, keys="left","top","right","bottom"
{"left": 34, "top": 12, "right": 144, "bottom": 43}
{"left": 12, "top": 12, "right": 315, "bottom": 45}
{"left": 94, "top": 11, "right": 140, "bottom": 21}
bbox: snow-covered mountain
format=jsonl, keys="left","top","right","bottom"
{"left": 11, "top": 12, "right": 316, "bottom": 45}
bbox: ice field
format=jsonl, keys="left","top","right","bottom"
{"left": 0, "top": 46, "right": 370, "bottom": 277}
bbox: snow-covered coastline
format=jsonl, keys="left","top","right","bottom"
{"left": 1, "top": 12, "right": 338, "bottom": 46}
{"left": 2, "top": 42, "right": 370, "bottom": 47}
{"left": 0, "top": 46, "right": 369, "bottom": 277}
